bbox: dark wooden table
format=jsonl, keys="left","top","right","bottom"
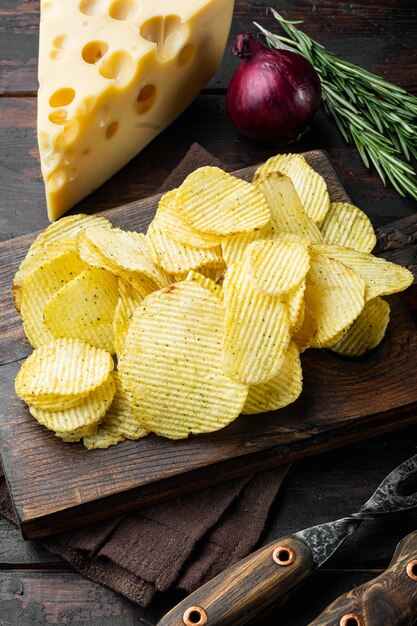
{"left": 1, "top": 1, "right": 417, "bottom": 624}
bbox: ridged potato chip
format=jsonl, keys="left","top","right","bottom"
{"left": 199, "top": 264, "right": 226, "bottom": 283}
{"left": 157, "top": 190, "right": 223, "bottom": 248}
{"left": 29, "top": 214, "right": 112, "bottom": 252}
{"left": 20, "top": 249, "right": 89, "bottom": 347}
{"left": 118, "top": 282, "right": 248, "bottom": 439}
{"left": 223, "top": 261, "right": 291, "bottom": 384}
{"left": 255, "top": 173, "right": 324, "bottom": 243}
{"left": 113, "top": 278, "right": 144, "bottom": 357}
{"left": 320, "top": 202, "right": 376, "bottom": 253}
{"left": 15, "top": 338, "right": 114, "bottom": 403}
{"left": 247, "top": 239, "right": 310, "bottom": 296}
{"left": 255, "top": 154, "right": 330, "bottom": 224}
{"left": 84, "top": 227, "right": 168, "bottom": 288}
{"left": 28, "top": 375, "right": 115, "bottom": 434}
{"left": 221, "top": 224, "right": 274, "bottom": 268}
{"left": 312, "top": 244, "right": 414, "bottom": 301}
{"left": 185, "top": 270, "right": 223, "bottom": 300}
{"left": 55, "top": 423, "right": 99, "bottom": 442}
{"left": 305, "top": 253, "right": 365, "bottom": 348}
{"left": 176, "top": 166, "right": 271, "bottom": 236}
{"left": 44, "top": 267, "right": 118, "bottom": 352}
{"left": 146, "top": 217, "right": 223, "bottom": 274}
{"left": 83, "top": 374, "right": 147, "bottom": 449}
{"left": 281, "top": 281, "right": 306, "bottom": 331}
{"left": 242, "top": 342, "right": 302, "bottom": 414}
{"left": 292, "top": 305, "right": 317, "bottom": 353}
{"left": 330, "top": 297, "right": 390, "bottom": 357}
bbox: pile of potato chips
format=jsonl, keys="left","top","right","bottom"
{"left": 13, "top": 154, "right": 414, "bottom": 447}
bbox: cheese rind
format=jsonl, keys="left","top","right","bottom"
{"left": 38, "top": 0, "right": 234, "bottom": 220}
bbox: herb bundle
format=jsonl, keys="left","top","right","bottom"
{"left": 255, "top": 10, "right": 417, "bottom": 200}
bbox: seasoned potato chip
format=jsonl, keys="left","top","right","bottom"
{"left": 186, "top": 270, "right": 223, "bottom": 300}
{"left": 118, "top": 282, "right": 248, "bottom": 439}
{"left": 146, "top": 217, "right": 223, "bottom": 274}
{"left": 281, "top": 281, "right": 306, "bottom": 331}
{"left": 255, "top": 173, "right": 324, "bottom": 243}
{"left": 15, "top": 338, "right": 114, "bottom": 403}
{"left": 312, "top": 244, "right": 414, "bottom": 301}
{"left": 255, "top": 154, "right": 330, "bottom": 224}
{"left": 221, "top": 225, "right": 273, "bottom": 268}
{"left": 320, "top": 202, "right": 376, "bottom": 253}
{"left": 242, "top": 342, "right": 302, "bottom": 414}
{"left": 84, "top": 227, "right": 168, "bottom": 288}
{"left": 29, "top": 214, "right": 112, "bottom": 252}
{"left": 55, "top": 423, "right": 99, "bottom": 442}
{"left": 44, "top": 267, "right": 118, "bottom": 352}
{"left": 113, "top": 278, "right": 144, "bottom": 357}
{"left": 176, "top": 166, "right": 271, "bottom": 236}
{"left": 223, "top": 261, "right": 291, "bottom": 384}
{"left": 157, "top": 190, "right": 223, "bottom": 248}
{"left": 83, "top": 373, "right": 147, "bottom": 449}
{"left": 247, "top": 239, "right": 310, "bottom": 296}
{"left": 199, "top": 264, "right": 226, "bottom": 283}
{"left": 20, "top": 249, "right": 89, "bottom": 347}
{"left": 305, "top": 253, "right": 365, "bottom": 348}
{"left": 292, "top": 305, "right": 317, "bottom": 353}
{"left": 28, "top": 375, "right": 115, "bottom": 434}
{"left": 330, "top": 297, "right": 390, "bottom": 357}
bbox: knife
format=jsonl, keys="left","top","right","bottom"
{"left": 157, "top": 455, "right": 417, "bottom": 626}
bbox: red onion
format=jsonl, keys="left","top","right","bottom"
{"left": 226, "top": 33, "right": 322, "bottom": 143}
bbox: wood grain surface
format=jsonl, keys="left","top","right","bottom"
{"left": 1, "top": 150, "right": 417, "bottom": 540}
{"left": 1, "top": 0, "right": 417, "bottom": 624}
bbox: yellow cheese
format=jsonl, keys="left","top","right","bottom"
{"left": 38, "top": 0, "right": 234, "bottom": 220}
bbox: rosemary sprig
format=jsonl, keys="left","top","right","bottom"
{"left": 255, "top": 9, "right": 417, "bottom": 200}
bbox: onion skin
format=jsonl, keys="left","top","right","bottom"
{"left": 227, "top": 33, "right": 322, "bottom": 143}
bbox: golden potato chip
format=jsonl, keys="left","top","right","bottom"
{"left": 320, "top": 202, "right": 376, "bottom": 253}
{"left": 222, "top": 261, "right": 291, "bottom": 384}
{"left": 185, "top": 270, "right": 222, "bottom": 300}
{"left": 176, "top": 166, "right": 271, "bottom": 236}
{"left": 55, "top": 423, "right": 99, "bottom": 442}
{"left": 255, "top": 154, "right": 330, "bottom": 224}
{"left": 44, "top": 267, "right": 118, "bottom": 352}
{"left": 242, "top": 342, "right": 302, "bottom": 414}
{"left": 157, "top": 189, "right": 223, "bottom": 248}
{"left": 292, "top": 305, "right": 317, "bottom": 353}
{"left": 199, "top": 264, "right": 226, "bottom": 283}
{"left": 246, "top": 239, "right": 310, "bottom": 296}
{"left": 113, "top": 278, "right": 144, "bottom": 357}
{"left": 83, "top": 373, "right": 147, "bottom": 449}
{"left": 118, "top": 282, "right": 248, "bottom": 439}
{"left": 12, "top": 240, "right": 76, "bottom": 312}
{"left": 281, "top": 281, "right": 306, "bottom": 331}
{"left": 330, "top": 297, "right": 390, "bottom": 357}
{"left": 146, "top": 217, "right": 223, "bottom": 274}
{"left": 290, "top": 299, "right": 305, "bottom": 336}
{"left": 20, "top": 249, "right": 89, "bottom": 347}
{"left": 305, "top": 253, "right": 365, "bottom": 348}
{"left": 28, "top": 375, "right": 115, "bottom": 434}
{"left": 84, "top": 227, "right": 168, "bottom": 288}
{"left": 312, "top": 244, "right": 414, "bottom": 301}
{"left": 255, "top": 173, "right": 324, "bottom": 243}
{"left": 15, "top": 338, "right": 114, "bottom": 403}
{"left": 29, "top": 214, "right": 112, "bottom": 252}
{"left": 221, "top": 224, "right": 274, "bottom": 268}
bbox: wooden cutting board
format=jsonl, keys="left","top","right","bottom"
{"left": 1, "top": 150, "right": 417, "bottom": 540}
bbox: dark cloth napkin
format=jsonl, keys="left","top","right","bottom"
{"left": 0, "top": 143, "right": 290, "bottom": 607}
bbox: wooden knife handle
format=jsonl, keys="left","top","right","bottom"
{"left": 157, "top": 535, "right": 315, "bottom": 626}
{"left": 308, "top": 530, "right": 417, "bottom": 626}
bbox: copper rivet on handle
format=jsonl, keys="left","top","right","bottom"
{"left": 340, "top": 614, "right": 364, "bottom": 626}
{"left": 272, "top": 545, "right": 296, "bottom": 566}
{"left": 406, "top": 560, "right": 417, "bottom": 580}
{"left": 183, "top": 606, "right": 208, "bottom": 626}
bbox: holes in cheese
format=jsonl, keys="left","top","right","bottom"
{"left": 99, "top": 51, "right": 135, "bottom": 85}
{"left": 49, "top": 110, "right": 68, "bottom": 125}
{"left": 49, "top": 88, "right": 76, "bottom": 108}
{"left": 140, "top": 15, "right": 188, "bottom": 59}
{"left": 61, "top": 119, "right": 80, "bottom": 144}
{"left": 96, "top": 105, "right": 110, "bottom": 128}
{"left": 136, "top": 85, "right": 156, "bottom": 114}
{"left": 108, "top": 0, "right": 139, "bottom": 21}
{"left": 178, "top": 44, "right": 195, "bottom": 67}
{"left": 48, "top": 170, "right": 67, "bottom": 192}
{"left": 79, "top": 0, "right": 106, "bottom": 16}
{"left": 106, "top": 121, "right": 119, "bottom": 139}
{"left": 53, "top": 35, "right": 72, "bottom": 50}
{"left": 41, "top": 2, "right": 59, "bottom": 22}
{"left": 82, "top": 41, "right": 109, "bottom": 64}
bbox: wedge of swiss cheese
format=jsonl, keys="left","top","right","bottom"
{"left": 38, "top": 0, "right": 234, "bottom": 220}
